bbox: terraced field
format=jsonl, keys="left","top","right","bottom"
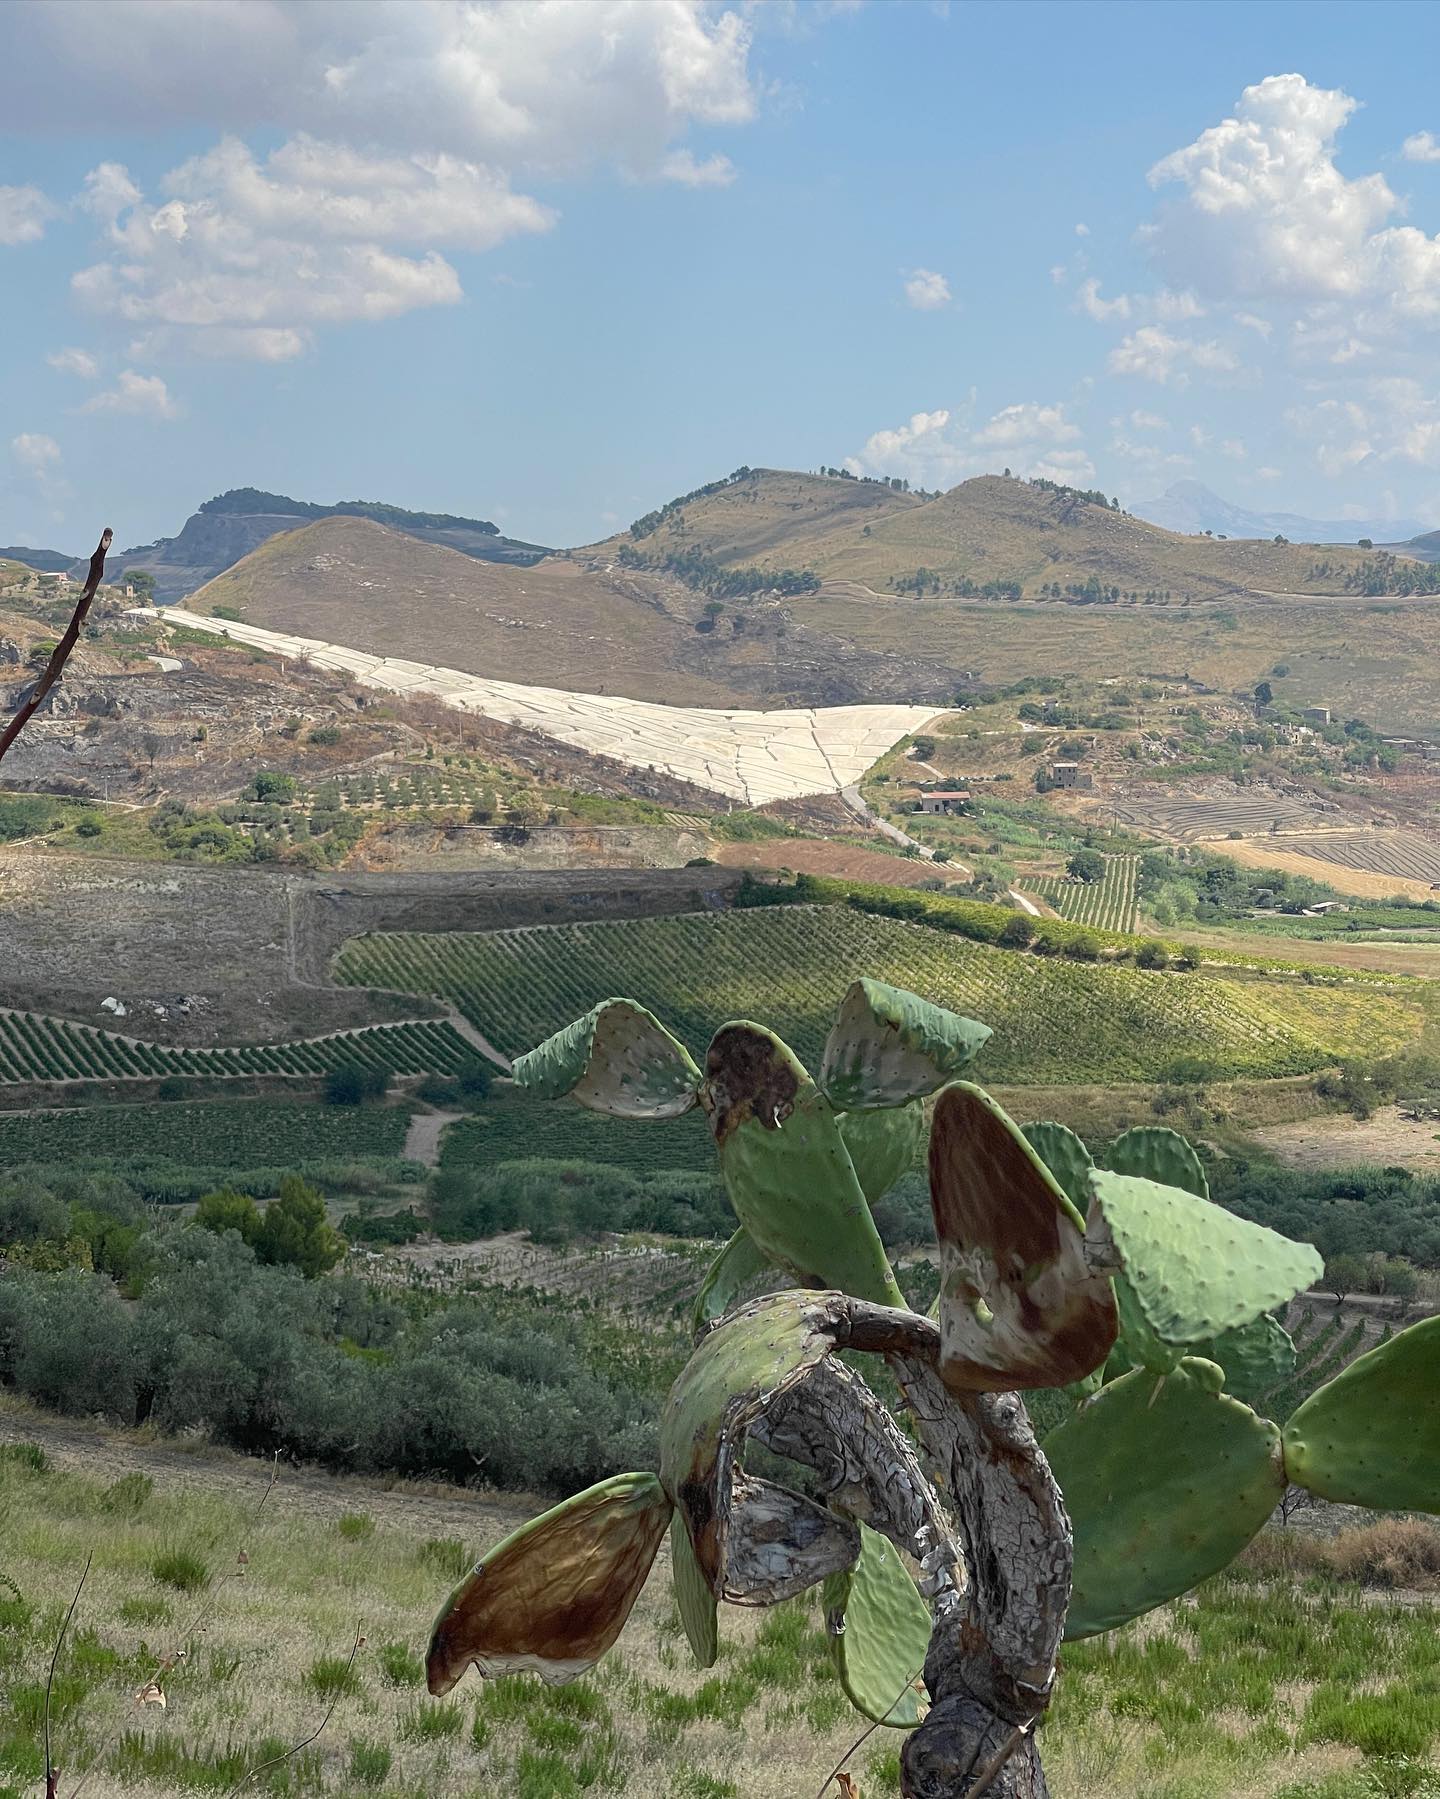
{"left": 1029, "top": 855, "right": 1139, "bottom": 931}
{"left": 0, "top": 1012, "right": 471, "bottom": 1086}
{"left": 333, "top": 908, "right": 1426, "bottom": 1085}
{"left": 1111, "top": 792, "right": 1337, "bottom": 840}
{"left": 1278, "top": 829, "right": 1440, "bottom": 886}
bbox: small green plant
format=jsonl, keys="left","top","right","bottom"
{"left": 418, "top": 1537, "right": 470, "bottom": 1582}
{"left": 118, "top": 1595, "right": 170, "bottom": 1628}
{"left": 306, "top": 1653, "right": 365, "bottom": 1699}
{"left": 336, "top": 1513, "right": 374, "bottom": 1542}
{"left": 377, "top": 1640, "right": 425, "bottom": 1686}
{"left": 102, "top": 1472, "right": 154, "bottom": 1514}
{"left": 399, "top": 1698, "right": 463, "bottom": 1742}
{"left": 150, "top": 1549, "right": 209, "bottom": 1593}
{"left": 347, "top": 1739, "right": 392, "bottom": 1788}
{"left": 0, "top": 1444, "right": 48, "bottom": 1474}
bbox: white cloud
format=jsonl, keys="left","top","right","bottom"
{"left": 903, "top": 268, "right": 951, "bottom": 310}
{"left": 1402, "top": 130, "right": 1440, "bottom": 164}
{"left": 657, "top": 149, "right": 736, "bottom": 187}
{"left": 974, "top": 402, "right": 1080, "bottom": 447}
{"left": 1330, "top": 337, "right": 1373, "bottom": 364}
{"left": 1256, "top": 465, "right": 1283, "bottom": 480}
{"left": 11, "top": 433, "right": 61, "bottom": 474}
{"left": 80, "top": 370, "right": 179, "bottom": 419}
{"left": 69, "top": 136, "right": 551, "bottom": 355}
{"left": 1145, "top": 73, "right": 1440, "bottom": 326}
{"left": 0, "top": 183, "right": 54, "bottom": 245}
{"left": 0, "top": 2, "right": 757, "bottom": 182}
{"left": 1076, "top": 277, "right": 1130, "bottom": 322}
{"left": 46, "top": 347, "right": 100, "bottom": 379}
{"left": 1235, "top": 311, "right": 1273, "bottom": 338}
{"left": 847, "top": 399, "right": 1091, "bottom": 488}
{"left": 1126, "top": 410, "right": 1169, "bottom": 431}
{"left": 1220, "top": 438, "right": 1247, "bottom": 460}
{"left": 1107, "top": 325, "right": 1238, "bottom": 386}
{"left": 1285, "top": 378, "right": 1440, "bottom": 477}
{"left": 1189, "top": 425, "right": 1211, "bottom": 450}
{"left": 1074, "top": 221, "right": 1090, "bottom": 237}
{"left": 1153, "top": 288, "right": 1204, "bottom": 321}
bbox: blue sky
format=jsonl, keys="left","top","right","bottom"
{"left": 5, "top": 0, "right": 1440, "bottom": 551}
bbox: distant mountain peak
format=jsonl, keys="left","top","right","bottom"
{"left": 1132, "top": 480, "right": 1429, "bottom": 546}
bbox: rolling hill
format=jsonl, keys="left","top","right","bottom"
{"left": 1131, "top": 480, "right": 1429, "bottom": 546}
{"left": 92, "top": 486, "right": 549, "bottom": 602}
{"left": 597, "top": 468, "right": 1394, "bottom": 601}
{"left": 0, "top": 544, "right": 76, "bottom": 573}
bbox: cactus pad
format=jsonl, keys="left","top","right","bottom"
{"left": 1045, "top": 1358, "right": 1285, "bottom": 1638}
{"left": 659, "top": 1291, "right": 845, "bottom": 1592}
{"left": 1103, "top": 1126, "right": 1210, "bottom": 1200}
{"left": 822, "top": 1523, "right": 930, "bottom": 1728}
{"left": 704, "top": 1023, "right": 905, "bottom": 1308}
{"left": 929, "top": 1084, "right": 1117, "bottom": 1391}
{"left": 669, "top": 1508, "right": 719, "bottom": 1668}
{"left": 839, "top": 1102, "right": 926, "bottom": 1206}
{"left": 1201, "top": 1313, "right": 1297, "bottom": 1408}
{"left": 692, "top": 1227, "right": 774, "bottom": 1332}
{"left": 1087, "top": 1169, "right": 1321, "bottom": 1352}
{"left": 426, "top": 1472, "right": 672, "bottom": 1693}
{"left": 819, "top": 979, "right": 991, "bottom": 1111}
{"left": 1022, "top": 1121, "right": 1095, "bottom": 1216}
{"left": 1283, "top": 1316, "right": 1440, "bottom": 1513}
{"left": 512, "top": 999, "right": 701, "bottom": 1117}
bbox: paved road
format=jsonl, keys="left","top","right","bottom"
{"left": 841, "top": 784, "right": 935, "bottom": 859}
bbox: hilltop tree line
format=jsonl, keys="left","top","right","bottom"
{"left": 1307, "top": 552, "right": 1440, "bottom": 596}
{"left": 627, "top": 467, "right": 756, "bottom": 539}
{"left": 197, "top": 488, "right": 500, "bottom": 535}
{"left": 616, "top": 539, "right": 819, "bottom": 600}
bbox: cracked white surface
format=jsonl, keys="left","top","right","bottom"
{"left": 156, "top": 610, "right": 939, "bottom": 805}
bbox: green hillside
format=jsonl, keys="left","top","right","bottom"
{"left": 333, "top": 907, "right": 1424, "bottom": 1085}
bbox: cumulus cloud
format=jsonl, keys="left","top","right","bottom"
{"left": 1235, "top": 311, "right": 1273, "bottom": 338}
{"left": 1107, "top": 325, "right": 1238, "bottom": 386}
{"left": 80, "top": 370, "right": 179, "bottom": 419}
{"left": 903, "top": 269, "right": 952, "bottom": 310}
{"left": 0, "top": 183, "right": 54, "bottom": 245}
{"left": 1144, "top": 73, "right": 1440, "bottom": 327}
{"left": 1076, "top": 278, "right": 1130, "bottom": 322}
{"left": 0, "top": 2, "right": 756, "bottom": 182}
{"left": 1285, "top": 378, "right": 1440, "bottom": 476}
{"left": 657, "top": 149, "right": 736, "bottom": 187}
{"left": 1402, "top": 130, "right": 1440, "bottom": 164}
{"left": 46, "top": 347, "right": 100, "bottom": 379}
{"left": 1256, "top": 465, "right": 1283, "bottom": 480}
{"left": 846, "top": 400, "right": 1091, "bottom": 488}
{"left": 68, "top": 136, "right": 553, "bottom": 356}
{"left": 1125, "top": 410, "right": 1169, "bottom": 431}
{"left": 11, "top": 433, "right": 61, "bottom": 474}
{"left": 1220, "top": 438, "right": 1247, "bottom": 460}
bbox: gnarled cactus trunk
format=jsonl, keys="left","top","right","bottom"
{"left": 751, "top": 1304, "right": 1068, "bottom": 1798}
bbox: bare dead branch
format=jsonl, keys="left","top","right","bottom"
{"left": 962, "top": 1721, "right": 1033, "bottom": 1799}
{"left": 44, "top": 1550, "right": 93, "bottom": 1799}
{"left": 0, "top": 528, "right": 112, "bottom": 770}
{"left": 814, "top": 1664, "right": 926, "bottom": 1799}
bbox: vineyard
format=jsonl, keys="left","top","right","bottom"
{"left": 0, "top": 1099, "right": 412, "bottom": 1169}
{"left": 1028, "top": 855, "right": 1140, "bottom": 931}
{"left": 1278, "top": 830, "right": 1440, "bottom": 886}
{"left": 386, "top": 1234, "right": 709, "bottom": 1323}
{"left": 0, "top": 1011, "right": 472, "bottom": 1087}
{"left": 333, "top": 907, "right": 1425, "bottom": 1086}
{"left": 1110, "top": 792, "right": 1336, "bottom": 840}
{"left": 441, "top": 1091, "right": 714, "bottom": 1175}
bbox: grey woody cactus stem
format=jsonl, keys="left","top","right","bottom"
{"left": 424, "top": 982, "right": 1440, "bottom": 1799}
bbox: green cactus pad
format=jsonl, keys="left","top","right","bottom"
{"left": 704, "top": 1022, "right": 905, "bottom": 1308}
{"left": 1103, "top": 1126, "right": 1210, "bottom": 1200}
{"left": 819, "top": 979, "right": 991, "bottom": 1111}
{"left": 1283, "top": 1316, "right": 1440, "bottom": 1513}
{"left": 822, "top": 1523, "right": 930, "bottom": 1728}
{"left": 1087, "top": 1169, "right": 1321, "bottom": 1351}
{"left": 669, "top": 1508, "right": 719, "bottom": 1668}
{"left": 426, "top": 1472, "right": 672, "bottom": 1693}
{"left": 1201, "top": 1313, "right": 1297, "bottom": 1407}
{"left": 692, "top": 1227, "right": 774, "bottom": 1332}
{"left": 839, "top": 1102, "right": 926, "bottom": 1206}
{"left": 659, "top": 1291, "right": 845, "bottom": 1592}
{"left": 512, "top": 999, "right": 702, "bottom": 1117}
{"left": 1021, "top": 1121, "right": 1095, "bottom": 1216}
{"left": 929, "top": 1084, "right": 1117, "bottom": 1392}
{"left": 1045, "top": 1358, "right": 1285, "bottom": 1639}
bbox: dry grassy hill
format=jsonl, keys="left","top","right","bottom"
{"left": 604, "top": 469, "right": 1389, "bottom": 600}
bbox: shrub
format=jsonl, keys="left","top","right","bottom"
{"left": 306, "top": 1654, "right": 365, "bottom": 1698}
{"left": 151, "top": 1549, "right": 209, "bottom": 1592}
{"left": 378, "top": 1641, "right": 425, "bottom": 1687}
{"left": 254, "top": 1175, "right": 344, "bottom": 1278}
{"left": 336, "top": 1513, "right": 374, "bottom": 1541}
{"left": 348, "top": 1740, "right": 392, "bottom": 1788}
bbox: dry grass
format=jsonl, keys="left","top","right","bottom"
{"left": 1200, "top": 837, "right": 1440, "bottom": 904}
{"left": 1242, "top": 1519, "right": 1440, "bottom": 1592}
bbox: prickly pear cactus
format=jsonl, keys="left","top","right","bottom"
{"left": 511, "top": 998, "right": 701, "bottom": 1116}
{"left": 1102, "top": 1124, "right": 1210, "bottom": 1199}
{"left": 823, "top": 1523, "right": 931, "bottom": 1727}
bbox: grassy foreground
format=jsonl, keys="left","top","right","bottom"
{"left": 2, "top": 1411, "right": 1438, "bottom": 1799}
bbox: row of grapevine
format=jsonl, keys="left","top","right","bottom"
{"left": 0, "top": 1100, "right": 412, "bottom": 1168}
{"left": 1028, "top": 855, "right": 1139, "bottom": 932}
{"left": 0, "top": 1010, "right": 472, "bottom": 1087}
{"left": 332, "top": 907, "right": 1420, "bottom": 1087}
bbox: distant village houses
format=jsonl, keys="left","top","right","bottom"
{"left": 916, "top": 790, "right": 971, "bottom": 817}
{"left": 1048, "top": 762, "right": 1093, "bottom": 791}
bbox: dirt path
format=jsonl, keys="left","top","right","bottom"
{"left": 840, "top": 782, "right": 935, "bottom": 859}
{"left": 1252, "top": 1104, "right": 1440, "bottom": 1172}
{"left": 403, "top": 1107, "right": 461, "bottom": 1166}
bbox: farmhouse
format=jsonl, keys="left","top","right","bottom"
{"left": 916, "top": 790, "right": 971, "bottom": 816}
{"left": 1049, "top": 762, "right": 1093, "bottom": 791}
{"left": 1302, "top": 706, "right": 1332, "bottom": 726}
